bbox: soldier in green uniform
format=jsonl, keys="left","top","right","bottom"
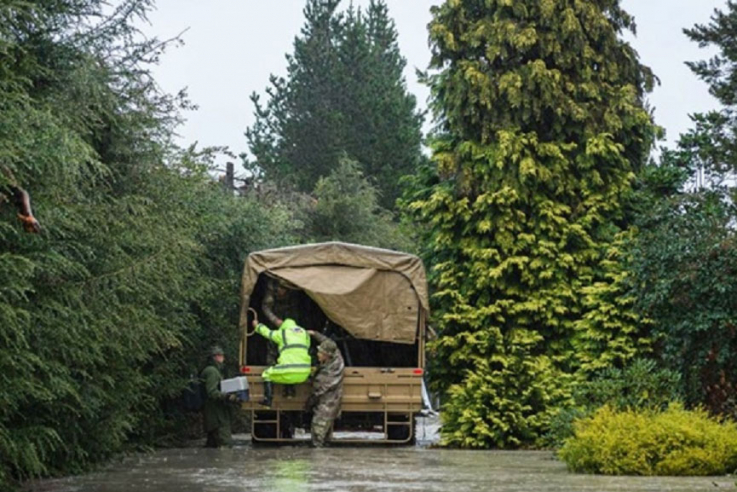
{"left": 200, "top": 346, "right": 238, "bottom": 448}
{"left": 305, "top": 331, "right": 345, "bottom": 448}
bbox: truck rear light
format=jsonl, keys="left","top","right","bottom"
{"left": 413, "top": 368, "right": 423, "bottom": 375}
{"left": 240, "top": 366, "right": 251, "bottom": 374}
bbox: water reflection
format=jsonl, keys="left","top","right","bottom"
{"left": 264, "top": 459, "right": 310, "bottom": 492}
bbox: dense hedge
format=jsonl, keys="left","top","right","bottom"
{"left": 0, "top": 1, "right": 297, "bottom": 487}
{"left": 559, "top": 405, "right": 737, "bottom": 476}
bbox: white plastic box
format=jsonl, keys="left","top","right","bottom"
{"left": 220, "top": 376, "right": 249, "bottom": 401}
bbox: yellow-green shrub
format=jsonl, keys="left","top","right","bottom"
{"left": 559, "top": 404, "right": 737, "bottom": 475}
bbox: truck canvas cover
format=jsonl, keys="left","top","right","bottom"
{"left": 240, "top": 242, "right": 429, "bottom": 344}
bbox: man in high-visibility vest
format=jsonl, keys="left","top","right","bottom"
{"left": 252, "top": 315, "right": 312, "bottom": 407}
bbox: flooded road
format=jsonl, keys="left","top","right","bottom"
{"left": 26, "top": 446, "right": 737, "bottom": 492}
{"left": 26, "top": 418, "right": 737, "bottom": 492}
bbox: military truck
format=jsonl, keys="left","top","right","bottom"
{"left": 237, "top": 242, "right": 429, "bottom": 444}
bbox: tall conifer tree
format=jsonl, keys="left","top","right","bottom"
{"left": 404, "top": 0, "right": 656, "bottom": 447}
{"left": 247, "top": 0, "right": 423, "bottom": 209}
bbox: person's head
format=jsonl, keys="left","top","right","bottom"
{"left": 276, "top": 284, "right": 289, "bottom": 299}
{"left": 269, "top": 278, "right": 289, "bottom": 299}
{"left": 317, "top": 339, "right": 337, "bottom": 363}
{"left": 210, "top": 345, "right": 225, "bottom": 364}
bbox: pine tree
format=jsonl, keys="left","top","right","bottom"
{"left": 246, "top": 0, "right": 423, "bottom": 209}
{"left": 247, "top": 0, "right": 345, "bottom": 193}
{"left": 404, "top": 0, "right": 656, "bottom": 447}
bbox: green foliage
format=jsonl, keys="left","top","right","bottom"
{"left": 308, "top": 156, "right": 413, "bottom": 251}
{"left": 572, "top": 231, "right": 649, "bottom": 375}
{"left": 404, "top": 0, "right": 656, "bottom": 448}
{"left": 0, "top": 1, "right": 297, "bottom": 488}
{"left": 678, "top": 2, "right": 737, "bottom": 187}
{"left": 544, "top": 359, "right": 681, "bottom": 447}
{"left": 575, "top": 359, "right": 682, "bottom": 412}
{"left": 439, "top": 346, "right": 573, "bottom": 448}
{"left": 629, "top": 187, "right": 737, "bottom": 415}
{"left": 246, "top": 0, "right": 424, "bottom": 209}
{"left": 559, "top": 404, "right": 737, "bottom": 476}
{"left": 618, "top": 2, "right": 737, "bottom": 418}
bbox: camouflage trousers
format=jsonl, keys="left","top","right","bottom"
{"left": 310, "top": 417, "right": 333, "bottom": 448}
{"left": 310, "top": 399, "right": 340, "bottom": 447}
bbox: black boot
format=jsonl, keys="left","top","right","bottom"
{"left": 283, "top": 385, "right": 296, "bottom": 399}
{"left": 261, "top": 381, "right": 273, "bottom": 407}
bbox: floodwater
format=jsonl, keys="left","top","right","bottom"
{"left": 25, "top": 416, "right": 737, "bottom": 492}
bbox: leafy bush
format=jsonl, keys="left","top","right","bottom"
{"left": 630, "top": 189, "right": 737, "bottom": 414}
{"left": 575, "top": 359, "right": 681, "bottom": 411}
{"left": 544, "top": 359, "right": 681, "bottom": 447}
{"left": 439, "top": 350, "right": 573, "bottom": 449}
{"left": 559, "top": 404, "right": 737, "bottom": 476}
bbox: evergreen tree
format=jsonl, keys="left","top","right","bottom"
{"left": 678, "top": 1, "right": 737, "bottom": 186}
{"left": 247, "top": 0, "right": 346, "bottom": 193}
{"left": 307, "top": 156, "right": 413, "bottom": 250}
{"left": 403, "top": 0, "right": 656, "bottom": 447}
{"left": 246, "top": 0, "right": 423, "bottom": 209}
{"left": 0, "top": 1, "right": 297, "bottom": 486}
{"left": 624, "top": 1, "right": 737, "bottom": 416}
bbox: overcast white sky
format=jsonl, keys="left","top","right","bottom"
{"left": 142, "top": 0, "right": 727, "bottom": 169}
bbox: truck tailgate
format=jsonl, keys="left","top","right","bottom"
{"left": 240, "top": 366, "right": 423, "bottom": 412}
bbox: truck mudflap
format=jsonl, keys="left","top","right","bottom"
{"left": 240, "top": 366, "right": 423, "bottom": 444}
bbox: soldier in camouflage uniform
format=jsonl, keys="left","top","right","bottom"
{"left": 262, "top": 279, "right": 300, "bottom": 365}
{"left": 305, "top": 331, "right": 345, "bottom": 448}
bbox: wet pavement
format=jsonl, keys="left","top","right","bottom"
{"left": 25, "top": 417, "right": 737, "bottom": 492}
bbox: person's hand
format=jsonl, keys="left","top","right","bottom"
{"left": 227, "top": 394, "right": 239, "bottom": 403}
{"left": 251, "top": 319, "right": 258, "bottom": 328}
{"left": 17, "top": 213, "right": 40, "bottom": 233}
{"left": 307, "top": 330, "right": 315, "bottom": 336}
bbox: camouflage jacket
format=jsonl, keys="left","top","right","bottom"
{"left": 307, "top": 332, "right": 345, "bottom": 420}
{"left": 262, "top": 280, "right": 301, "bottom": 365}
